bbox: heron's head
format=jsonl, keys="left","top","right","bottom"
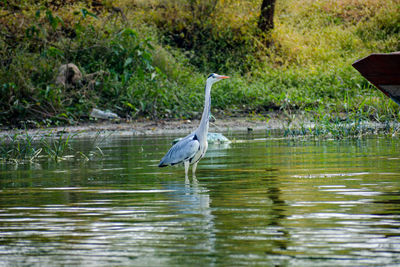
{"left": 207, "top": 73, "right": 230, "bottom": 84}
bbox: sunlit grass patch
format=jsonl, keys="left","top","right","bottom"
{"left": 271, "top": 0, "right": 399, "bottom": 69}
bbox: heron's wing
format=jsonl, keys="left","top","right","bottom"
{"left": 158, "top": 134, "right": 200, "bottom": 167}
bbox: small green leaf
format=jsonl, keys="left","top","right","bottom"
{"left": 81, "top": 8, "right": 88, "bottom": 18}
{"left": 25, "top": 26, "right": 37, "bottom": 38}
{"left": 47, "top": 46, "right": 64, "bottom": 58}
{"left": 124, "top": 57, "right": 133, "bottom": 67}
{"left": 124, "top": 101, "right": 135, "bottom": 109}
{"left": 81, "top": 8, "right": 98, "bottom": 19}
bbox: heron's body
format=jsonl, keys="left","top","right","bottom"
{"left": 158, "top": 73, "right": 229, "bottom": 177}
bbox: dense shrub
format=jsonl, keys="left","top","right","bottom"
{"left": 144, "top": 0, "right": 263, "bottom": 73}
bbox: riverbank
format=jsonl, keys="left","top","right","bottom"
{"left": 1, "top": 1, "right": 399, "bottom": 128}
{"left": 0, "top": 115, "right": 280, "bottom": 139}
{"left": 3, "top": 109, "right": 400, "bottom": 141}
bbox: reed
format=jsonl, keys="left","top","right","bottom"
{"left": 0, "top": 131, "right": 106, "bottom": 164}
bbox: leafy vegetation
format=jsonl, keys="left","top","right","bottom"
{"left": 0, "top": 0, "right": 399, "bottom": 129}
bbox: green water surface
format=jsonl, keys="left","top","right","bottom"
{"left": 1, "top": 132, "right": 400, "bottom": 266}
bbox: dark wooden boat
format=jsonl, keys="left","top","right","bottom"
{"left": 352, "top": 52, "right": 400, "bottom": 105}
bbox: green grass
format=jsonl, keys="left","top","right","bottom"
{"left": 279, "top": 111, "right": 400, "bottom": 140}
{"left": 0, "top": 0, "right": 399, "bottom": 128}
{"left": 0, "top": 131, "right": 106, "bottom": 164}
{"left": 0, "top": 133, "right": 42, "bottom": 163}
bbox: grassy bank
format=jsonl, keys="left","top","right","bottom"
{"left": 1, "top": 0, "right": 399, "bottom": 128}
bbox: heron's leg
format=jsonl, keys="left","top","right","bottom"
{"left": 184, "top": 175, "right": 190, "bottom": 194}
{"left": 192, "top": 176, "right": 198, "bottom": 185}
{"left": 192, "top": 162, "right": 198, "bottom": 177}
{"left": 184, "top": 161, "right": 189, "bottom": 178}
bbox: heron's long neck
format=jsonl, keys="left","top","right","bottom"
{"left": 197, "top": 81, "right": 212, "bottom": 141}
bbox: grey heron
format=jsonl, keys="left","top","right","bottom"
{"left": 158, "top": 73, "right": 230, "bottom": 177}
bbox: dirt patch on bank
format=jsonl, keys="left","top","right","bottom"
{"left": 0, "top": 115, "right": 292, "bottom": 138}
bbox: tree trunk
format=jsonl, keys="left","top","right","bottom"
{"left": 258, "top": 0, "right": 276, "bottom": 32}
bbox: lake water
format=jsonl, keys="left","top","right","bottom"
{"left": 1, "top": 131, "right": 400, "bottom": 266}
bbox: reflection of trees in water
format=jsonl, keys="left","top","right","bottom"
{"left": 372, "top": 189, "right": 400, "bottom": 239}
{"left": 265, "top": 176, "right": 289, "bottom": 252}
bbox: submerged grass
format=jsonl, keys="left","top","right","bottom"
{"left": 278, "top": 111, "right": 400, "bottom": 140}
{"left": 40, "top": 132, "right": 74, "bottom": 163}
{"left": 0, "top": 133, "right": 42, "bottom": 163}
{"left": 0, "top": 131, "right": 106, "bottom": 164}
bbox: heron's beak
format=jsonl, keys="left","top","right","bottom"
{"left": 219, "top": 76, "right": 230, "bottom": 79}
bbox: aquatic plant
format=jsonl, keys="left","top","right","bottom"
{"left": 0, "top": 132, "right": 42, "bottom": 163}
{"left": 0, "top": 131, "right": 107, "bottom": 164}
{"left": 280, "top": 111, "right": 400, "bottom": 140}
{"left": 40, "top": 132, "right": 74, "bottom": 163}
{"left": 74, "top": 131, "right": 110, "bottom": 162}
